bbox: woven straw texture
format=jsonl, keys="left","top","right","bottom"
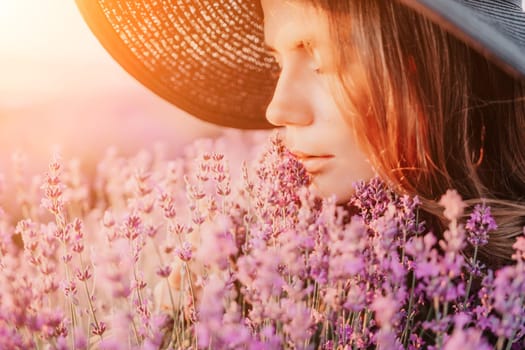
{"left": 77, "top": 0, "right": 278, "bottom": 129}
{"left": 76, "top": 0, "right": 525, "bottom": 129}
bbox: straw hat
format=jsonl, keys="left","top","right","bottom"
{"left": 75, "top": 0, "right": 525, "bottom": 129}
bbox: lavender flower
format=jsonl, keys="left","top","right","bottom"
{"left": 0, "top": 132, "right": 522, "bottom": 349}
{"left": 439, "top": 189, "right": 467, "bottom": 222}
{"left": 443, "top": 313, "right": 491, "bottom": 350}
{"left": 466, "top": 203, "right": 497, "bottom": 247}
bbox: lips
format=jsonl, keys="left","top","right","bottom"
{"left": 291, "top": 151, "right": 334, "bottom": 174}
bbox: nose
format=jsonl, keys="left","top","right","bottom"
{"left": 265, "top": 68, "right": 314, "bottom": 127}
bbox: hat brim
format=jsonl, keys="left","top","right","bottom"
{"left": 400, "top": 0, "right": 525, "bottom": 79}
{"left": 75, "top": 0, "right": 525, "bottom": 130}
{"left": 76, "top": 0, "right": 277, "bottom": 130}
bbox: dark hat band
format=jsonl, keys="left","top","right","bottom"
{"left": 401, "top": 0, "right": 525, "bottom": 78}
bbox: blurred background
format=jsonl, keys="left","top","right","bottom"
{"left": 0, "top": 0, "right": 224, "bottom": 177}
{"left": 0, "top": 0, "right": 229, "bottom": 216}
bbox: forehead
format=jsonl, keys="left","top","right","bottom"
{"left": 261, "top": 0, "right": 328, "bottom": 48}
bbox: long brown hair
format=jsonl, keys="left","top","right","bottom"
{"left": 310, "top": 0, "right": 525, "bottom": 266}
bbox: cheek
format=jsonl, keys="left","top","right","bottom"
{"left": 332, "top": 119, "right": 375, "bottom": 178}
{"left": 312, "top": 88, "right": 345, "bottom": 126}
{"left": 330, "top": 66, "right": 370, "bottom": 125}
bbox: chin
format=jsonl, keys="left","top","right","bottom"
{"left": 309, "top": 175, "right": 355, "bottom": 204}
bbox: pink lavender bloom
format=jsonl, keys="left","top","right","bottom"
{"left": 1, "top": 133, "right": 522, "bottom": 349}
{"left": 74, "top": 326, "right": 88, "bottom": 349}
{"left": 280, "top": 298, "right": 312, "bottom": 345}
{"left": 341, "top": 283, "right": 367, "bottom": 312}
{"left": 440, "top": 221, "right": 467, "bottom": 254}
{"left": 122, "top": 213, "right": 143, "bottom": 241}
{"left": 397, "top": 194, "right": 426, "bottom": 237}
{"left": 490, "top": 264, "right": 525, "bottom": 339}
{"left": 195, "top": 215, "right": 238, "bottom": 270}
{"left": 158, "top": 191, "right": 177, "bottom": 219}
{"left": 93, "top": 238, "right": 133, "bottom": 299}
{"left": 175, "top": 241, "right": 193, "bottom": 262}
{"left": 327, "top": 215, "right": 366, "bottom": 281}
{"left": 443, "top": 314, "right": 491, "bottom": 350}
{"left": 375, "top": 329, "right": 403, "bottom": 350}
{"left": 254, "top": 325, "right": 282, "bottom": 349}
{"left": 236, "top": 244, "right": 286, "bottom": 302}
{"left": 156, "top": 265, "right": 172, "bottom": 278}
{"left": 474, "top": 237, "right": 525, "bottom": 349}
{"left": 196, "top": 276, "right": 228, "bottom": 332}
{"left": 465, "top": 203, "right": 497, "bottom": 247}
{"left": 439, "top": 189, "right": 467, "bottom": 222}
{"left": 254, "top": 134, "right": 310, "bottom": 221}
{"left": 276, "top": 228, "right": 309, "bottom": 279}
{"left": 372, "top": 294, "right": 400, "bottom": 327}
{"left": 91, "top": 320, "right": 107, "bottom": 336}
{"left": 405, "top": 233, "right": 439, "bottom": 278}
{"left": 40, "top": 155, "right": 66, "bottom": 219}
{"left": 351, "top": 176, "right": 391, "bottom": 223}
{"left": 141, "top": 314, "right": 171, "bottom": 350}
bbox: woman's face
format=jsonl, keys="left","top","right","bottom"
{"left": 261, "top": 0, "right": 374, "bottom": 203}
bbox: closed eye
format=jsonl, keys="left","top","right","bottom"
{"left": 264, "top": 45, "right": 282, "bottom": 70}
{"left": 302, "top": 41, "right": 322, "bottom": 74}
{"left": 264, "top": 41, "right": 322, "bottom": 75}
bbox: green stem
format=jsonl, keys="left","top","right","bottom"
{"left": 79, "top": 253, "right": 103, "bottom": 341}
{"left": 402, "top": 271, "right": 417, "bottom": 346}
{"left": 60, "top": 240, "right": 77, "bottom": 349}
{"left": 418, "top": 305, "right": 434, "bottom": 340}
{"left": 129, "top": 300, "right": 141, "bottom": 345}
{"left": 505, "top": 330, "right": 517, "bottom": 350}
{"left": 166, "top": 278, "right": 181, "bottom": 349}
{"left": 464, "top": 245, "right": 479, "bottom": 305}
{"left": 496, "top": 336, "right": 505, "bottom": 350}
{"left": 504, "top": 295, "right": 524, "bottom": 350}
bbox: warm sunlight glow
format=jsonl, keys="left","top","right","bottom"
{"left": 0, "top": 0, "right": 141, "bottom": 106}
{"left": 0, "top": 0, "right": 100, "bottom": 61}
{"left": 0, "top": 2, "right": 33, "bottom": 47}
{"left": 0, "top": 0, "right": 221, "bottom": 191}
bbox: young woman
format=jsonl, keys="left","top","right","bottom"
{"left": 76, "top": 0, "right": 525, "bottom": 267}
